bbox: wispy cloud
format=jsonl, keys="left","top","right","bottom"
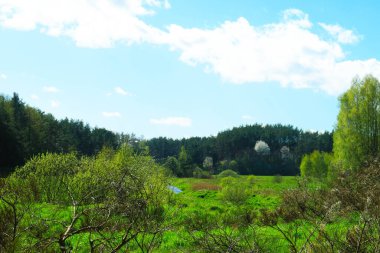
{"left": 0, "top": 73, "right": 7, "bottom": 80}
{"left": 150, "top": 117, "right": 192, "bottom": 127}
{"left": 51, "top": 100, "right": 60, "bottom": 108}
{"left": 114, "top": 86, "right": 132, "bottom": 96}
{"left": 319, "top": 23, "right": 360, "bottom": 44}
{"left": 43, "top": 86, "right": 60, "bottom": 93}
{"left": 102, "top": 111, "right": 121, "bottom": 118}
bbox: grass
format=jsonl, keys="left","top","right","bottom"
{"left": 10, "top": 175, "right": 324, "bottom": 252}
{"left": 154, "top": 175, "right": 301, "bottom": 251}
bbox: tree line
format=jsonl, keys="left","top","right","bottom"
{"left": 147, "top": 124, "right": 332, "bottom": 176}
{"left": 0, "top": 93, "right": 122, "bottom": 175}
{"left": 1, "top": 93, "right": 333, "bottom": 177}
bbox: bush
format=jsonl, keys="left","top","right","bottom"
{"left": 272, "top": 174, "right": 283, "bottom": 183}
{"left": 193, "top": 167, "right": 212, "bottom": 179}
{"left": 219, "top": 177, "right": 251, "bottom": 205}
{"left": 220, "top": 184, "right": 251, "bottom": 205}
{"left": 246, "top": 175, "right": 255, "bottom": 185}
{"left": 217, "top": 169, "right": 239, "bottom": 178}
{"left": 3, "top": 146, "right": 172, "bottom": 252}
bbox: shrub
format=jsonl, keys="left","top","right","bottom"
{"left": 219, "top": 176, "right": 236, "bottom": 187}
{"left": 4, "top": 146, "right": 171, "bottom": 252}
{"left": 219, "top": 176, "right": 251, "bottom": 205}
{"left": 220, "top": 184, "right": 251, "bottom": 205}
{"left": 272, "top": 174, "right": 283, "bottom": 183}
{"left": 246, "top": 175, "right": 255, "bottom": 185}
{"left": 217, "top": 169, "right": 239, "bottom": 178}
{"left": 193, "top": 167, "right": 212, "bottom": 179}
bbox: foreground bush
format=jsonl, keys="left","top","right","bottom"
{"left": 0, "top": 146, "right": 171, "bottom": 252}
{"left": 261, "top": 159, "right": 380, "bottom": 252}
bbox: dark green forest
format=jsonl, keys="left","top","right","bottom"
{"left": 0, "top": 93, "right": 120, "bottom": 174}
{"left": 0, "top": 93, "right": 332, "bottom": 176}
{"left": 147, "top": 125, "right": 332, "bottom": 176}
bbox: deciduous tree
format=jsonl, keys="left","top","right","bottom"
{"left": 334, "top": 75, "right": 380, "bottom": 171}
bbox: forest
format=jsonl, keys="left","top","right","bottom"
{"left": 0, "top": 93, "right": 332, "bottom": 177}
{"left": 1, "top": 75, "right": 380, "bottom": 252}
{"left": 147, "top": 125, "right": 332, "bottom": 176}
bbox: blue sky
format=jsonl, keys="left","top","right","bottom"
{"left": 1, "top": 0, "right": 380, "bottom": 139}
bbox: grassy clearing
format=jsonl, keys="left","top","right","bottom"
{"left": 155, "top": 175, "right": 301, "bottom": 251}
{"left": 170, "top": 175, "right": 299, "bottom": 211}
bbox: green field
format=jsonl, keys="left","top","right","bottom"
{"left": 159, "top": 175, "right": 300, "bottom": 252}
{"left": 1, "top": 156, "right": 377, "bottom": 252}
{"left": 2, "top": 174, "right": 304, "bottom": 252}
{"left": 170, "top": 175, "right": 297, "bottom": 212}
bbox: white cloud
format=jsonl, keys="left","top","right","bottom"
{"left": 114, "top": 86, "right": 132, "bottom": 96}
{"left": 1, "top": 3, "right": 379, "bottom": 96}
{"left": 43, "top": 86, "right": 60, "bottom": 93}
{"left": 319, "top": 23, "right": 360, "bottom": 44}
{"left": 164, "top": 9, "right": 380, "bottom": 95}
{"left": 102, "top": 111, "right": 121, "bottom": 117}
{"left": 150, "top": 117, "right": 192, "bottom": 127}
{"left": 30, "top": 94, "right": 39, "bottom": 100}
{"left": 0, "top": 0, "right": 168, "bottom": 48}
{"left": 282, "top": 9, "right": 312, "bottom": 28}
{"left": 0, "top": 73, "right": 7, "bottom": 79}
{"left": 51, "top": 100, "right": 60, "bottom": 108}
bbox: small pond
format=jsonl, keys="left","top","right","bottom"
{"left": 168, "top": 185, "right": 182, "bottom": 194}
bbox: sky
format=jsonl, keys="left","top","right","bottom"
{"left": 1, "top": 0, "right": 380, "bottom": 139}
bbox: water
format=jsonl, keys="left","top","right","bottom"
{"left": 168, "top": 185, "right": 182, "bottom": 194}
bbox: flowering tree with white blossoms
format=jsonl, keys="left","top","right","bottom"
{"left": 254, "top": 140, "right": 270, "bottom": 156}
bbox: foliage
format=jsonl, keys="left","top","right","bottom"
{"left": 300, "top": 151, "right": 332, "bottom": 178}
{"left": 217, "top": 169, "right": 239, "bottom": 178}
{"left": 219, "top": 177, "right": 252, "bottom": 205}
{"left": 260, "top": 159, "right": 380, "bottom": 252}
{"left": 254, "top": 140, "right": 271, "bottom": 156}
{"left": 0, "top": 93, "right": 119, "bottom": 175}
{"left": 334, "top": 75, "right": 380, "bottom": 171}
{"left": 220, "top": 184, "right": 251, "bottom": 205}
{"left": 0, "top": 93, "right": 334, "bottom": 177}
{"left": 147, "top": 124, "right": 332, "bottom": 176}
{"left": 280, "top": 145, "right": 291, "bottom": 159}
{"left": 184, "top": 210, "right": 267, "bottom": 252}
{"left": 300, "top": 154, "right": 312, "bottom": 177}
{"left": 246, "top": 175, "right": 255, "bottom": 185}
{"left": 192, "top": 167, "right": 211, "bottom": 179}
{"left": 0, "top": 146, "right": 172, "bottom": 252}
{"left": 178, "top": 146, "right": 192, "bottom": 177}
{"left": 202, "top": 156, "right": 213, "bottom": 172}
{"left": 163, "top": 156, "right": 181, "bottom": 176}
